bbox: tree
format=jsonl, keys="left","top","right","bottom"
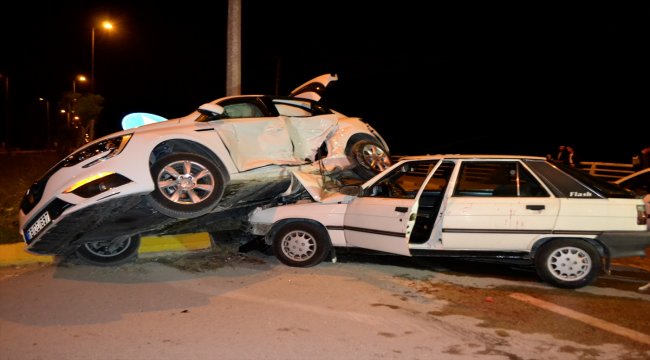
{"left": 57, "top": 92, "right": 104, "bottom": 154}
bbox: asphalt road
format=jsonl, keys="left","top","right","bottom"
{"left": 1, "top": 246, "right": 649, "bottom": 360}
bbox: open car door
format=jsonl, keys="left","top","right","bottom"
{"left": 343, "top": 160, "right": 444, "bottom": 256}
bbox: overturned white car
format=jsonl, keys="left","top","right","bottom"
{"left": 247, "top": 154, "right": 650, "bottom": 289}
{"left": 18, "top": 74, "right": 391, "bottom": 265}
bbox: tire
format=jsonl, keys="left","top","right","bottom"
{"left": 534, "top": 239, "right": 601, "bottom": 289}
{"left": 272, "top": 222, "right": 331, "bottom": 267}
{"left": 75, "top": 236, "right": 140, "bottom": 266}
{"left": 347, "top": 139, "right": 392, "bottom": 179}
{"left": 147, "top": 152, "right": 227, "bottom": 219}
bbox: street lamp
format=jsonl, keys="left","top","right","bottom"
{"left": 91, "top": 20, "right": 113, "bottom": 93}
{"left": 67, "top": 75, "right": 87, "bottom": 129}
{"left": 72, "top": 75, "right": 87, "bottom": 96}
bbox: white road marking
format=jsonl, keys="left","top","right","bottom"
{"left": 510, "top": 292, "right": 650, "bottom": 346}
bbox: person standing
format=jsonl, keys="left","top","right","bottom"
{"left": 640, "top": 147, "right": 650, "bottom": 169}
{"left": 566, "top": 145, "right": 580, "bottom": 167}
{"left": 548, "top": 145, "right": 567, "bottom": 163}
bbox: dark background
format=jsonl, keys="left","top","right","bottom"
{"left": 1, "top": 2, "right": 647, "bottom": 163}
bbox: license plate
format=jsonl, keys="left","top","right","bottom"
{"left": 26, "top": 211, "right": 51, "bottom": 241}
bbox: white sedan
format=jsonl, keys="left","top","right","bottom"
{"left": 18, "top": 74, "right": 391, "bottom": 265}
{"left": 247, "top": 155, "right": 650, "bottom": 289}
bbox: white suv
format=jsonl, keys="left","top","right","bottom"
{"left": 248, "top": 155, "right": 650, "bottom": 289}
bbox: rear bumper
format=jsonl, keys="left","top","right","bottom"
{"left": 597, "top": 231, "right": 650, "bottom": 258}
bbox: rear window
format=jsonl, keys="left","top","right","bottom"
{"left": 524, "top": 160, "right": 636, "bottom": 199}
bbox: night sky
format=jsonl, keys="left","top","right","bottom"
{"left": 1, "top": 2, "right": 647, "bottom": 163}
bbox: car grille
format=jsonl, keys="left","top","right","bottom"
{"left": 19, "top": 159, "right": 70, "bottom": 214}
{"left": 23, "top": 198, "right": 74, "bottom": 245}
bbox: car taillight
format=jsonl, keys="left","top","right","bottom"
{"left": 637, "top": 204, "right": 648, "bottom": 225}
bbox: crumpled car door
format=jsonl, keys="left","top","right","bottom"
{"left": 213, "top": 102, "right": 302, "bottom": 171}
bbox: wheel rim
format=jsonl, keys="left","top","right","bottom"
{"left": 546, "top": 246, "right": 592, "bottom": 281}
{"left": 280, "top": 230, "right": 316, "bottom": 261}
{"left": 359, "top": 143, "right": 391, "bottom": 173}
{"left": 156, "top": 160, "right": 216, "bottom": 205}
{"left": 83, "top": 238, "right": 132, "bottom": 257}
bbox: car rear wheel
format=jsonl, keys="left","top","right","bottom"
{"left": 272, "top": 222, "right": 331, "bottom": 267}
{"left": 534, "top": 239, "right": 601, "bottom": 289}
{"left": 348, "top": 139, "right": 391, "bottom": 179}
{"left": 75, "top": 236, "right": 140, "bottom": 266}
{"left": 147, "top": 153, "right": 227, "bottom": 219}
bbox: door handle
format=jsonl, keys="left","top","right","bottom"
{"left": 526, "top": 205, "right": 545, "bottom": 210}
{"left": 395, "top": 206, "right": 408, "bottom": 213}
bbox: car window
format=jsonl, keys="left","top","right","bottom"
{"left": 364, "top": 160, "right": 439, "bottom": 199}
{"left": 453, "top": 161, "right": 548, "bottom": 197}
{"left": 273, "top": 99, "right": 332, "bottom": 117}
{"left": 525, "top": 160, "right": 635, "bottom": 198}
{"left": 223, "top": 103, "right": 264, "bottom": 118}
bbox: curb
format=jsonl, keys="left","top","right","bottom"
{"left": 0, "top": 233, "right": 212, "bottom": 266}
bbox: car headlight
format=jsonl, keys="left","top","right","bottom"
{"left": 61, "top": 134, "right": 133, "bottom": 168}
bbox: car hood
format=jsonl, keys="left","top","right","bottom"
{"left": 289, "top": 170, "right": 355, "bottom": 204}
{"left": 288, "top": 73, "right": 338, "bottom": 101}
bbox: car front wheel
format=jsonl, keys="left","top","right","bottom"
{"left": 75, "top": 236, "right": 140, "bottom": 266}
{"left": 272, "top": 222, "right": 331, "bottom": 267}
{"left": 534, "top": 239, "right": 601, "bottom": 289}
{"left": 348, "top": 139, "right": 392, "bottom": 179}
{"left": 147, "top": 153, "right": 227, "bottom": 219}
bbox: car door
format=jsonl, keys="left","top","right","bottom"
{"left": 273, "top": 98, "right": 339, "bottom": 161}
{"left": 441, "top": 160, "right": 560, "bottom": 251}
{"left": 343, "top": 160, "right": 441, "bottom": 255}
{"left": 212, "top": 99, "right": 298, "bottom": 171}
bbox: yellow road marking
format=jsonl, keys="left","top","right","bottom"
{"left": 510, "top": 292, "right": 650, "bottom": 346}
{"left": 0, "top": 233, "right": 211, "bottom": 266}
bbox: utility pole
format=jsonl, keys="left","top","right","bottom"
{"left": 226, "top": 0, "right": 242, "bottom": 96}
{"left": 0, "top": 73, "right": 9, "bottom": 150}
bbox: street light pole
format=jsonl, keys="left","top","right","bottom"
{"left": 91, "top": 27, "right": 95, "bottom": 93}
{"left": 90, "top": 21, "right": 113, "bottom": 94}
{"left": 0, "top": 73, "right": 9, "bottom": 150}
{"left": 72, "top": 75, "right": 87, "bottom": 97}
{"left": 39, "top": 98, "right": 51, "bottom": 149}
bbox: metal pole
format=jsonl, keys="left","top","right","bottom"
{"left": 226, "top": 0, "right": 241, "bottom": 96}
{"left": 91, "top": 27, "right": 95, "bottom": 93}
{"left": 45, "top": 100, "right": 50, "bottom": 149}
{"left": 2, "top": 74, "right": 9, "bottom": 150}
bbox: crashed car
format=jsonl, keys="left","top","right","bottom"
{"left": 247, "top": 154, "right": 650, "bottom": 289}
{"left": 18, "top": 74, "right": 391, "bottom": 265}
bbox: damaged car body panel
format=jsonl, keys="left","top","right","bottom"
{"left": 247, "top": 154, "right": 650, "bottom": 289}
{"left": 19, "top": 74, "right": 391, "bottom": 265}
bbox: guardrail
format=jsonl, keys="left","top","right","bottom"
{"left": 579, "top": 162, "right": 635, "bottom": 181}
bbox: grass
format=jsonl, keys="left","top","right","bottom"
{"left": 0, "top": 151, "right": 63, "bottom": 244}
